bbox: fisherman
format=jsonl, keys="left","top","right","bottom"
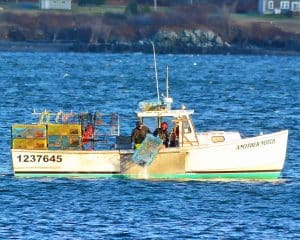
{"left": 170, "top": 125, "right": 179, "bottom": 147}
{"left": 131, "top": 120, "right": 151, "bottom": 149}
{"left": 153, "top": 122, "right": 170, "bottom": 148}
{"left": 82, "top": 124, "right": 94, "bottom": 145}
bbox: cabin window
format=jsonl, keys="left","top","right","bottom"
{"left": 211, "top": 136, "right": 225, "bottom": 143}
{"left": 183, "top": 120, "right": 191, "bottom": 134}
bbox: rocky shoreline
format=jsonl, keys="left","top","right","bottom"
{"left": 1, "top": 28, "right": 299, "bottom": 55}
{"left": 1, "top": 44, "right": 299, "bottom": 56}
{"left": 1, "top": 8, "right": 299, "bottom": 56}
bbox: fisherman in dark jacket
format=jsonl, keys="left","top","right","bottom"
{"left": 153, "top": 122, "right": 170, "bottom": 148}
{"left": 131, "top": 121, "right": 151, "bottom": 149}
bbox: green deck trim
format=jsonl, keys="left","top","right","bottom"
{"left": 14, "top": 171, "right": 281, "bottom": 180}
{"left": 14, "top": 173, "right": 124, "bottom": 179}
{"left": 150, "top": 172, "right": 281, "bottom": 179}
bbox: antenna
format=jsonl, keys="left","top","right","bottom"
{"left": 163, "top": 65, "right": 173, "bottom": 110}
{"left": 166, "top": 65, "right": 169, "bottom": 98}
{"left": 151, "top": 41, "right": 160, "bottom": 102}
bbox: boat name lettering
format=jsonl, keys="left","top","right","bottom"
{"left": 236, "top": 139, "right": 275, "bottom": 150}
{"left": 17, "top": 154, "right": 63, "bottom": 163}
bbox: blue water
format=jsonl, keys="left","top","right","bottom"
{"left": 0, "top": 52, "right": 299, "bottom": 239}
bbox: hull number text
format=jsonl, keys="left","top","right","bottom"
{"left": 17, "top": 155, "right": 63, "bottom": 163}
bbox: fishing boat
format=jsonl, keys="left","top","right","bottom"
{"left": 10, "top": 91, "right": 288, "bottom": 180}
{"left": 10, "top": 46, "right": 288, "bottom": 180}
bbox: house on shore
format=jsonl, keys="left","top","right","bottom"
{"left": 259, "top": 0, "right": 300, "bottom": 14}
{"left": 39, "top": 0, "right": 72, "bottom": 10}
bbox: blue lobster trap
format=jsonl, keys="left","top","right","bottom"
{"left": 132, "top": 134, "right": 163, "bottom": 166}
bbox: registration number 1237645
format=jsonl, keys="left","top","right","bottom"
{"left": 17, "top": 155, "right": 63, "bottom": 163}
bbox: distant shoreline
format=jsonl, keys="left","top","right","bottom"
{"left": 1, "top": 40, "right": 300, "bottom": 56}
{"left": 1, "top": 8, "right": 299, "bottom": 57}
{"left": 0, "top": 41, "right": 74, "bottom": 53}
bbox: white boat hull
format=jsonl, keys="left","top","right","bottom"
{"left": 186, "top": 130, "right": 288, "bottom": 173}
{"left": 11, "top": 130, "right": 288, "bottom": 180}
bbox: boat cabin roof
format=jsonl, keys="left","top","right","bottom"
{"left": 136, "top": 109, "right": 194, "bottom": 118}
{"left": 136, "top": 99, "right": 194, "bottom": 119}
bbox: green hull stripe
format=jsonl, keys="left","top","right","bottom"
{"left": 15, "top": 171, "right": 281, "bottom": 180}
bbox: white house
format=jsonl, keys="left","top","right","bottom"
{"left": 259, "top": 0, "right": 300, "bottom": 14}
{"left": 39, "top": 0, "right": 72, "bottom": 10}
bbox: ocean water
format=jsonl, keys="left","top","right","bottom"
{"left": 0, "top": 52, "right": 299, "bottom": 239}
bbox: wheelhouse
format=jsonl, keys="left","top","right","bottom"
{"left": 136, "top": 98, "right": 199, "bottom": 148}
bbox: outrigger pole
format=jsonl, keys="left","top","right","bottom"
{"left": 151, "top": 41, "right": 160, "bottom": 102}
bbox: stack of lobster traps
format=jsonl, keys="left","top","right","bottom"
{"left": 11, "top": 110, "right": 120, "bottom": 151}
{"left": 11, "top": 124, "right": 47, "bottom": 150}
{"left": 47, "top": 124, "right": 82, "bottom": 150}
